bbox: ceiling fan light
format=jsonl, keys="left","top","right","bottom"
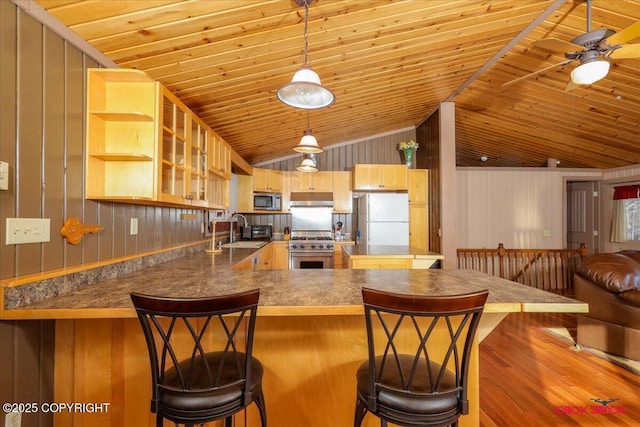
{"left": 293, "top": 129, "right": 323, "bottom": 154}
{"left": 571, "top": 59, "right": 610, "bottom": 85}
{"left": 277, "top": 64, "right": 335, "bottom": 109}
{"left": 296, "top": 157, "right": 318, "bottom": 173}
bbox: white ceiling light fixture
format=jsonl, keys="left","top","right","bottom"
{"left": 571, "top": 51, "right": 610, "bottom": 85}
{"left": 297, "top": 153, "right": 319, "bottom": 173}
{"left": 277, "top": 0, "right": 335, "bottom": 110}
{"left": 294, "top": 111, "right": 323, "bottom": 154}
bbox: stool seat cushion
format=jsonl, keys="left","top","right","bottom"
{"left": 160, "top": 352, "right": 263, "bottom": 415}
{"left": 357, "top": 355, "right": 459, "bottom": 415}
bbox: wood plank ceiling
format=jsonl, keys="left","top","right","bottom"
{"left": 33, "top": 0, "right": 640, "bottom": 168}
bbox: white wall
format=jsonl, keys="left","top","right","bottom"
{"left": 457, "top": 167, "right": 602, "bottom": 249}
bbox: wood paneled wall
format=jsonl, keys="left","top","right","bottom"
{"left": 417, "top": 110, "right": 441, "bottom": 255}
{"left": 0, "top": 3, "right": 201, "bottom": 426}
{"left": 0, "top": 1, "right": 203, "bottom": 282}
{"left": 457, "top": 168, "right": 602, "bottom": 249}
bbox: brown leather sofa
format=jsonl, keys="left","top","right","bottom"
{"left": 575, "top": 250, "right": 640, "bottom": 361}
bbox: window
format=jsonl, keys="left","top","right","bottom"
{"left": 611, "top": 184, "right": 640, "bottom": 242}
{"left": 624, "top": 199, "right": 640, "bottom": 240}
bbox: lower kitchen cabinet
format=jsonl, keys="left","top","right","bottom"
{"left": 270, "top": 242, "right": 290, "bottom": 269}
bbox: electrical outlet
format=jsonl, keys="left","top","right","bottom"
{"left": 5, "top": 411, "right": 21, "bottom": 427}
{"left": 130, "top": 218, "right": 138, "bottom": 235}
{"left": 5, "top": 218, "right": 51, "bottom": 245}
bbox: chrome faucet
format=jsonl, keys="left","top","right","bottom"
{"left": 229, "top": 213, "right": 248, "bottom": 243}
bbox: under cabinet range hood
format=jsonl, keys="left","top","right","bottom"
{"left": 289, "top": 192, "right": 334, "bottom": 207}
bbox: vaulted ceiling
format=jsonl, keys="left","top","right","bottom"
{"left": 33, "top": 0, "right": 640, "bottom": 168}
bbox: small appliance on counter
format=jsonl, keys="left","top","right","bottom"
{"left": 241, "top": 225, "right": 273, "bottom": 241}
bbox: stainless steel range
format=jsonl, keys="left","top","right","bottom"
{"left": 289, "top": 192, "right": 335, "bottom": 269}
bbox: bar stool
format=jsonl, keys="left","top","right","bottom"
{"left": 131, "top": 289, "right": 267, "bottom": 427}
{"left": 354, "top": 287, "right": 488, "bottom": 427}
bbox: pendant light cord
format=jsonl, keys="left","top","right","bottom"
{"left": 303, "top": 0, "right": 309, "bottom": 63}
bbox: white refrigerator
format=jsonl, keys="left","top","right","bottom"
{"left": 357, "top": 193, "right": 409, "bottom": 245}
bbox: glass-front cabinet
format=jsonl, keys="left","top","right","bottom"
{"left": 190, "top": 116, "right": 209, "bottom": 207}
{"left": 160, "top": 89, "right": 189, "bottom": 205}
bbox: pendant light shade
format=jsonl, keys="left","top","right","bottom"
{"left": 297, "top": 153, "right": 318, "bottom": 173}
{"left": 277, "top": 0, "right": 334, "bottom": 109}
{"left": 294, "top": 129, "right": 323, "bottom": 154}
{"left": 571, "top": 58, "right": 610, "bottom": 85}
{"left": 294, "top": 111, "right": 324, "bottom": 154}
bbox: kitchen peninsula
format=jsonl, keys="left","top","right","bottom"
{"left": 1, "top": 244, "right": 587, "bottom": 427}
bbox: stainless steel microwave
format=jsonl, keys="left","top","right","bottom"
{"left": 253, "top": 193, "right": 281, "bottom": 211}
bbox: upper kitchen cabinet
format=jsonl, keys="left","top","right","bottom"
{"left": 86, "top": 68, "right": 232, "bottom": 209}
{"left": 332, "top": 171, "right": 352, "bottom": 213}
{"left": 253, "top": 168, "right": 283, "bottom": 193}
{"left": 352, "top": 164, "right": 408, "bottom": 191}
{"left": 209, "top": 132, "right": 231, "bottom": 180}
{"left": 159, "top": 87, "right": 191, "bottom": 205}
{"left": 290, "top": 171, "right": 333, "bottom": 193}
{"left": 187, "top": 115, "right": 209, "bottom": 208}
{"left": 85, "top": 69, "right": 158, "bottom": 201}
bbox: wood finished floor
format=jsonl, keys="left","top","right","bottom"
{"left": 479, "top": 312, "right": 640, "bottom": 426}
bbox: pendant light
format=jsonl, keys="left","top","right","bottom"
{"left": 297, "top": 153, "right": 319, "bottom": 173}
{"left": 277, "top": 0, "right": 335, "bottom": 109}
{"left": 294, "top": 111, "right": 323, "bottom": 154}
{"left": 571, "top": 51, "right": 610, "bottom": 85}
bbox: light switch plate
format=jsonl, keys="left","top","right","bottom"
{"left": 0, "top": 161, "right": 8, "bottom": 191}
{"left": 130, "top": 218, "right": 138, "bottom": 235}
{"left": 5, "top": 218, "right": 51, "bottom": 245}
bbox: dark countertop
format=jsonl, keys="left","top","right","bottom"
{"left": 3, "top": 246, "right": 588, "bottom": 319}
{"left": 343, "top": 245, "right": 444, "bottom": 258}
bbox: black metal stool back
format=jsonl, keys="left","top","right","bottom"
{"left": 355, "top": 287, "right": 488, "bottom": 427}
{"left": 131, "top": 289, "right": 266, "bottom": 427}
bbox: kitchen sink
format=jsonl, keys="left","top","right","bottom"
{"left": 221, "top": 241, "right": 269, "bottom": 249}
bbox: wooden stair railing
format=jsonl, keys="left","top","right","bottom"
{"left": 457, "top": 243, "right": 588, "bottom": 294}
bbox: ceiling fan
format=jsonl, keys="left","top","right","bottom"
{"left": 504, "top": 0, "right": 640, "bottom": 88}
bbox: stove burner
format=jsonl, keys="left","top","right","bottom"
{"left": 290, "top": 236, "right": 333, "bottom": 241}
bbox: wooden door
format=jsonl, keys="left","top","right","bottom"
{"left": 566, "top": 180, "right": 598, "bottom": 254}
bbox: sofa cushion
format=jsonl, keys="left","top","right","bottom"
{"left": 618, "top": 250, "right": 640, "bottom": 265}
{"left": 577, "top": 253, "right": 640, "bottom": 293}
{"left": 619, "top": 290, "right": 640, "bottom": 306}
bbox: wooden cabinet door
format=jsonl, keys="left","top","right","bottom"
{"left": 271, "top": 243, "right": 290, "bottom": 269}
{"left": 159, "top": 88, "right": 189, "bottom": 205}
{"left": 409, "top": 204, "right": 428, "bottom": 250}
{"left": 380, "top": 165, "right": 408, "bottom": 190}
{"left": 312, "top": 172, "right": 333, "bottom": 192}
{"left": 352, "top": 164, "right": 380, "bottom": 190}
{"left": 332, "top": 171, "right": 352, "bottom": 213}
{"left": 353, "top": 164, "right": 408, "bottom": 191}
{"left": 408, "top": 169, "right": 428, "bottom": 204}
{"left": 189, "top": 117, "right": 208, "bottom": 207}
{"left": 253, "top": 169, "right": 282, "bottom": 193}
{"left": 255, "top": 245, "right": 273, "bottom": 270}
{"left": 290, "top": 171, "right": 332, "bottom": 192}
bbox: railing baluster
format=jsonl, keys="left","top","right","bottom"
{"left": 456, "top": 243, "right": 588, "bottom": 294}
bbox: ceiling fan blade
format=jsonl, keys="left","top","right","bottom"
{"left": 603, "top": 21, "right": 640, "bottom": 46}
{"left": 608, "top": 43, "right": 640, "bottom": 59}
{"left": 534, "top": 38, "right": 583, "bottom": 53}
{"left": 502, "top": 60, "right": 574, "bottom": 87}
